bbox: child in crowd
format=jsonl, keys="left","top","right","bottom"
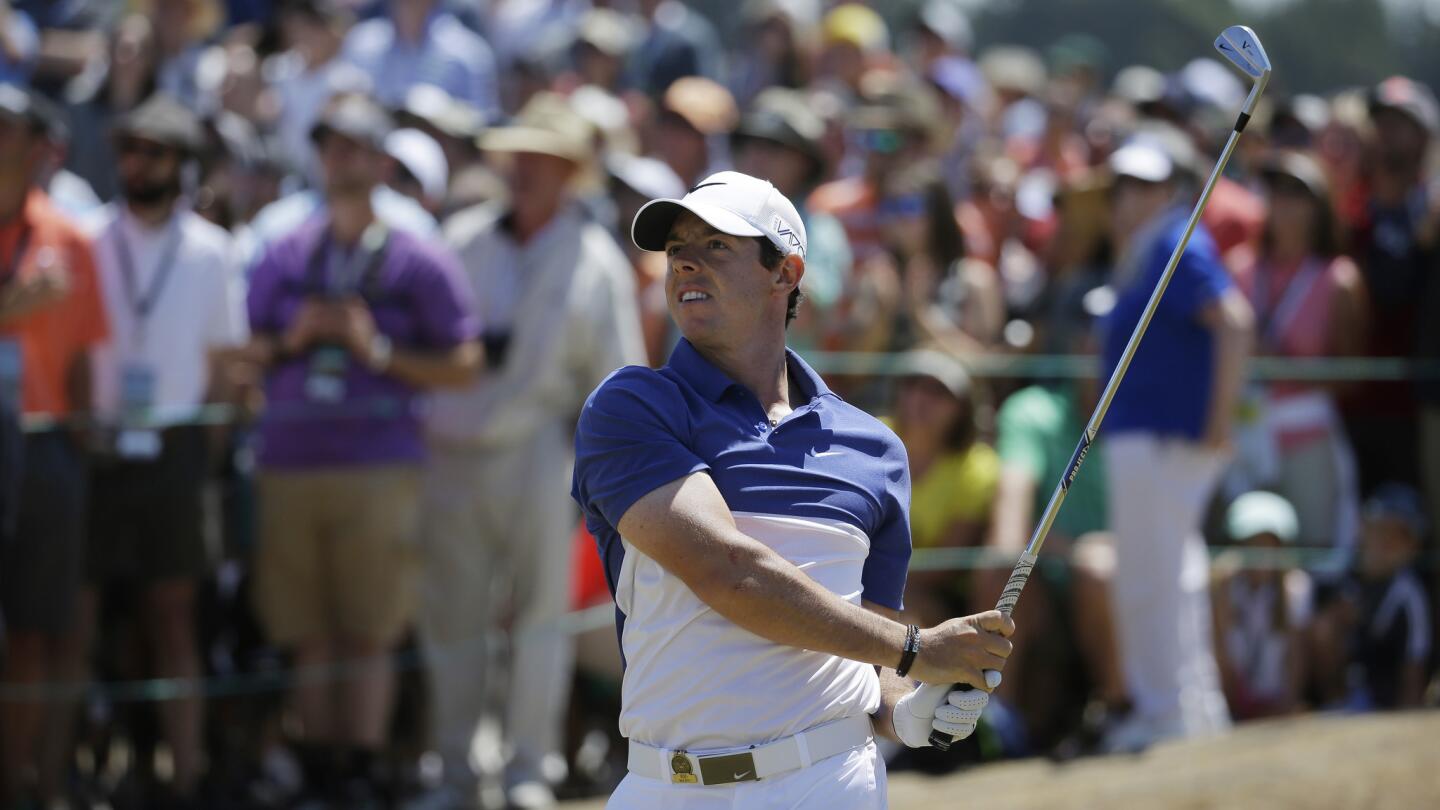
{"left": 1313, "top": 484, "right": 1432, "bottom": 709}
{"left": 1211, "top": 491, "right": 1313, "bottom": 720}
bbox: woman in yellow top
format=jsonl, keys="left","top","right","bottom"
{"left": 884, "top": 350, "right": 999, "bottom": 626}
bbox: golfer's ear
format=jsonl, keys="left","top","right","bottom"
{"left": 776, "top": 253, "right": 805, "bottom": 295}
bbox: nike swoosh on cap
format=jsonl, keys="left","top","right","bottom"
{"left": 689, "top": 181, "right": 726, "bottom": 193}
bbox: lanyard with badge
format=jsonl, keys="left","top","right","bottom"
{"left": 0, "top": 225, "right": 32, "bottom": 416}
{"left": 113, "top": 219, "right": 183, "bottom": 460}
{"left": 302, "top": 222, "right": 389, "bottom": 403}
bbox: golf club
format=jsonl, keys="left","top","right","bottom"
{"left": 924, "top": 25, "right": 1272, "bottom": 750}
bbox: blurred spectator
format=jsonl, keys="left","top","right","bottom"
{"left": 729, "top": 0, "right": 809, "bottom": 108}
{"left": 197, "top": 110, "right": 287, "bottom": 230}
{"left": 62, "top": 14, "right": 160, "bottom": 202}
{"left": 0, "top": 82, "right": 108, "bottom": 808}
{"left": 816, "top": 3, "right": 887, "bottom": 98}
{"left": 1211, "top": 491, "right": 1313, "bottom": 720}
{"left": 80, "top": 93, "right": 249, "bottom": 802}
{"left": 383, "top": 126, "right": 448, "bottom": 217}
{"left": 343, "top": 0, "right": 500, "bottom": 118}
{"left": 1226, "top": 151, "right": 1367, "bottom": 567}
{"left": 907, "top": 0, "right": 973, "bottom": 76}
{"left": 0, "top": 2, "right": 38, "bottom": 85}
{"left": 927, "top": 54, "right": 987, "bottom": 201}
{"left": 1098, "top": 133, "right": 1252, "bottom": 751}
{"left": 1270, "top": 94, "right": 1331, "bottom": 151}
{"left": 654, "top": 75, "right": 737, "bottom": 188}
{"left": 606, "top": 152, "right": 684, "bottom": 366}
{"left": 269, "top": 0, "right": 368, "bottom": 188}
{"left": 843, "top": 160, "right": 1001, "bottom": 355}
{"left": 886, "top": 349, "right": 997, "bottom": 627}
{"left": 730, "top": 87, "right": 852, "bottom": 351}
{"left": 244, "top": 94, "right": 480, "bottom": 804}
{"left": 1047, "top": 33, "right": 1105, "bottom": 107}
{"left": 570, "top": 7, "right": 636, "bottom": 95}
{"left": 1347, "top": 76, "right": 1437, "bottom": 492}
{"left": 978, "top": 45, "right": 1046, "bottom": 143}
{"left": 809, "top": 76, "right": 940, "bottom": 263}
{"left": 243, "top": 92, "right": 439, "bottom": 262}
{"left": 27, "top": 91, "right": 102, "bottom": 218}
{"left": 986, "top": 316, "right": 1124, "bottom": 751}
{"left": 393, "top": 84, "right": 493, "bottom": 217}
{"left": 955, "top": 149, "right": 1044, "bottom": 316}
{"left": 627, "top": 0, "right": 725, "bottom": 98}
{"left": 1314, "top": 484, "right": 1432, "bottom": 710}
{"left": 150, "top": 0, "right": 223, "bottom": 112}
{"left": 1035, "top": 170, "right": 1111, "bottom": 353}
{"left": 424, "top": 92, "right": 645, "bottom": 808}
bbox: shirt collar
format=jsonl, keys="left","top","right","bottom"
{"left": 667, "top": 338, "right": 833, "bottom": 405}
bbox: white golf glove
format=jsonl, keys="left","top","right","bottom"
{"left": 892, "top": 671, "right": 1000, "bottom": 748}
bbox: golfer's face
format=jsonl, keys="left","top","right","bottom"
{"left": 664, "top": 210, "right": 770, "bottom": 343}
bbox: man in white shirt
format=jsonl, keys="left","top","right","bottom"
{"left": 83, "top": 92, "right": 249, "bottom": 800}
{"left": 422, "top": 92, "right": 645, "bottom": 809}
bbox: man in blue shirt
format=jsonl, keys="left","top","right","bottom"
{"left": 572, "top": 171, "right": 1013, "bottom": 807}
{"left": 1098, "top": 133, "right": 1253, "bottom": 752}
{"left": 343, "top": 0, "right": 500, "bottom": 119}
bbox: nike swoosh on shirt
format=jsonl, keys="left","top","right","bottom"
{"left": 810, "top": 450, "right": 844, "bottom": 458}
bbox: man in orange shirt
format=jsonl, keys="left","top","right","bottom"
{"left": 0, "top": 83, "right": 108, "bottom": 807}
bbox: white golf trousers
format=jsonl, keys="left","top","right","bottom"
{"left": 1104, "top": 434, "right": 1232, "bottom": 739}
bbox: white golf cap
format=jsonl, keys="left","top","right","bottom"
{"left": 1108, "top": 139, "right": 1174, "bottom": 184}
{"left": 1226, "top": 491, "right": 1299, "bottom": 543}
{"left": 385, "top": 127, "right": 448, "bottom": 202}
{"left": 631, "top": 170, "right": 807, "bottom": 258}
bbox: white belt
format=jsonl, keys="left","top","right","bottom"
{"left": 627, "top": 714, "right": 873, "bottom": 786}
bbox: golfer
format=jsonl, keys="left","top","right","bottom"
{"left": 571, "top": 171, "right": 1013, "bottom": 807}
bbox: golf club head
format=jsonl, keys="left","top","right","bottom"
{"left": 1214, "top": 25, "right": 1271, "bottom": 81}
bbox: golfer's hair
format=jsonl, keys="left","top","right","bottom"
{"left": 757, "top": 238, "right": 803, "bottom": 326}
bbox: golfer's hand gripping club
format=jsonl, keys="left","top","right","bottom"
{"left": 922, "top": 24, "right": 1271, "bottom": 752}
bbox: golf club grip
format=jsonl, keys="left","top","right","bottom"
{"left": 928, "top": 552, "right": 1038, "bottom": 749}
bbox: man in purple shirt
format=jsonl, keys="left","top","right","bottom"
{"left": 245, "top": 93, "right": 481, "bottom": 803}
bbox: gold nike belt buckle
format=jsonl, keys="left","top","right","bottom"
{"left": 697, "top": 752, "right": 758, "bottom": 785}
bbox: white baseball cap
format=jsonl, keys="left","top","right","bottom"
{"left": 1226, "top": 491, "right": 1299, "bottom": 543}
{"left": 631, "top": 170, "right": 808, "bottom": 258}
{"left": 385, "top": 127, "right": 448, "bottom": 202}
{"left": 1108, "top": 140, "right": 1174, "bottom": 184}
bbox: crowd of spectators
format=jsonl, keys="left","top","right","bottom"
{"left": 0, "top": 0, "right": 1436, "bottom": 808}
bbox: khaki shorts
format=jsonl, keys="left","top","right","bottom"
{"left": 253, "top": 465, "right": 421, "bottom": 646}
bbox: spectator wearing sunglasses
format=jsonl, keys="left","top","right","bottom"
{"left": 80, "top": 92, "right": 250, "bottom": 803}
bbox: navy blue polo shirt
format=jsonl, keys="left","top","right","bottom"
{"left": 571, "top": 338, "right": 913, "bottom": 747}
{"left": 572, "top": 338, "right": 912, "bottom": 613}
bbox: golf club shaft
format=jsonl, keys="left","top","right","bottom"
{"left": 928, "top": 75, "right": 1268, "bottom": 750}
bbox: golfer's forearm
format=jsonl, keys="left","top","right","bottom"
{"left": 692, "top": 538, "right": 908, "bottom": 669}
